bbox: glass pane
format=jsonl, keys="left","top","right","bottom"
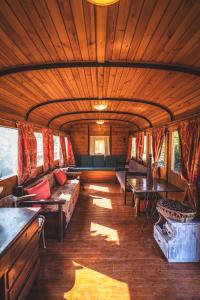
{"left": 34, "top": 132, "right": 43, "bottom": 166}
{"left": 53, "top": 135, "right": 60, "bottom": 160}
{"left": 142, "top": 136, "right": 147, "bottom": 161}
{"left": 158, "top": 140, "right": 165, "bottom": 167}
{"left": 0, "top": 127, "right": 18, "bottom": 178}
{"left": 95, "top": 139, "right": 105, "bottom": 155}
{"left": 172, "top": 131, "right": 180, "bottom": 173}
{"left": 131, "top": 137, "right": 136, "bottom": 158}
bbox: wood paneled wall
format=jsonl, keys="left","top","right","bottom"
{"left": 70, "top": 124, "right": 129, "bottom": 156}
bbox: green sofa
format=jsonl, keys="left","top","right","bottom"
{"left": 68, "top": 155, "right": 126, "bottom": 171}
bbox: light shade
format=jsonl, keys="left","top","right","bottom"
{"left": 88, "top": 0, "right": 119, "bottom": 6}
{"left": 94, "top": 104, "right": 107, "bottom": 111}
{"left": 96, "top": 120, "right": 105, "bottom": 125}
{"left": 0, "top": 186, "right": 3, "bottom": 194}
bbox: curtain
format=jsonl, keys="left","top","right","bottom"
{"left": 59, "top": 133, "right": 68, "bottom": 167}
{"left": 178, "top": 118, "right": 200, "bottom": 210}
{"left": 136, "top": 132, "right": 144, "bottom": 161}
{"left": 42, "top": 128, "right": 54, "bottom": 172}
{"left": 90, "top": 136, "right": 110, "bottom": 155}
{"left": 126, "top": 135, "right": 133, "bottom": 162}
{"left": 152, "top": 127, "right": 165, "bottom": 178}
{"left": 67, "top": 135, "right": 75, "bottom": 165}
{"left": 17, "top": 121, "right": 37, "bottom": 185}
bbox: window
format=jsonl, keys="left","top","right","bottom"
{"left": 53, "top": 135, "right": 60, "bottom": 160}
{"left": 171, "top": 131, "right": 180, "bottom": 173}
{"left": 131, "top": 137, "right": 136, "bottom": 158}
{"left": 158, "top": 139, "right": 165, "bottom": 167}
{"left": 34, "top": 132, "right": 43, "bottom": 166}
{"left": 90, "top": 136, "right": 110, "bottom": 155}
{"left": 0, "top": 126, "right": 18, "bottom": 178}
{"left": 142, "top": 135, "right": 147, "bottom": 161}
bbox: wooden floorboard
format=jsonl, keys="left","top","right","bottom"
{"left": 28, "top": 183, "right": 200, "bottom": 300}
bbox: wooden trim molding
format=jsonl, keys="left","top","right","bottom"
{"left": 47, "top": 110, "right": 153, "bottom": 128}
{"left": 1, "top": 61, "right": 200, "bottom": 78}
{"left": 26, "top": 97, "right": 174, "bottom": 121}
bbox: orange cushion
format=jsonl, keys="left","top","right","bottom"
{"left": 26, "top": 178, "right": 51, "bottom": 201}
{"left": 54, "top": 169, "right": 67, "bottom": 186}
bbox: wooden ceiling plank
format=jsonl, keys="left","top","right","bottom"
{"left": 149, "top": 0, "right": 197, "bottom": 63}
{"left": 134, "top": 0, "right": 170, "bottom": 61}
{"left": 0, "top": 0, "right": 44, "bottom": 63}
{"left": 45, "top": 0, "right": 75, "bottom": 61}
{"left": 119, "top": 0, "right": 144, "bottom": 60}
{"left": 83, "top": 0, "right": 96, "bottom": 61}
{"left": 105, "top": 1, "right": 119, "bottom": 60}
{"left": 111, "top": 0, "right": 131, "bottom": 60}
{"left": 8, "top": 0, "right": 52, "bottom": 63}
{"left": 141, "top": 0, "right": 182, "bottom": 62}
{"left": 127, "top": 0, "right": 157, "bottom": 60}
{"left": 70, "top": 0, "right": 89, "bottom": 60}
{"left": 96, "top": 5, "right": 108, "bottom": 62}
{"left": 33, "top": 0, "right": 67, "bottom": 61}
{"left": 158, "top": 2, "right": 200, "bottom": 62}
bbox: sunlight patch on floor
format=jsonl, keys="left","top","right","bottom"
{"left": 64, "top": 261, "right": 131, "bottom": 300}
{"left": 92, "top": 197, "right": 112, "bottom": 209}
{"left": 90, "top": 222, "right": 120, "bottom": 245}
{"left": 88, "top": 184, "right": 109, "bottom": 192}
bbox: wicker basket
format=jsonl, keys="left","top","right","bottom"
{"left": 157, "top": 199, "right": 197, "bottom": 222}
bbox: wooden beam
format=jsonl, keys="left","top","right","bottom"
{"left": 1, "top": 61, "right": 200, "bottom": 77}
{"left": 26, "top": 97, "right": 174, "bottom": 121}
{"left": 47, "top": 110, "right": 153, "bottom": 127}
{"left": 59, "top": 118, "right": 140, "bottom": 130}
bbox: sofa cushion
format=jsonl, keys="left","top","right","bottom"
{"left": 81, "top": 155, "right": 93, "bottom": 167}
{"left": 54, "top": 169, "right": 67, "bottom": 186}
{"left": 116, "top": 155, "right": 126, "bottom": 165}
{"left": 105, "top": 155, "right": 116, "bottom": 167}
{"left": 26, "top": 178, "right": 51, "bottom": 201}
{"left": 93, "top": 155, "right": 105, "bottom": 167}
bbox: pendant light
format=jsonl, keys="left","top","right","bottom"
{"left": 88, "top": 0, "right": 119, "bottom": 6}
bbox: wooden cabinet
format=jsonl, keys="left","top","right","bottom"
{"left": 154, "top": 214, "right": 200, "bottom": 262}
{"left": 0, "top": 208, "right": 40, "bottom": 300}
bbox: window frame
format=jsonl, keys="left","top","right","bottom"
{"left": 0, "top": 126, "right": 18, "bottom": 180}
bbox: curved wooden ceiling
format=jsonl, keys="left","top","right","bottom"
{"left": 0, "top": 0, "right": 200, "bottom": 131}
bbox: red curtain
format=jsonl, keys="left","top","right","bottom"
{"left": 136, "top": 132, "right": 144, "bottom": 161}
{"left": 152, "top": 127, "right": 165, "bottom": 178}
{"left": 126, "top": 135, "right": 133, "bottom": 162}
{"left": 17, "top": 121, "right": 37, "bottom": 185}
{"left": 59, "top": 133, "right": 68, "bottom": 167}
{"left": 67, "top": 135, "right": 75, "bottom": 166}
{"left": 178, "top": 118, "right": 200, "bottom": 210}
{"left": 42, "top": 128, "right": 54, "bottom": 172}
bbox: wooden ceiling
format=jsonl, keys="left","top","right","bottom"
{"left": 0, "top": 0, "right": 200, "bottom": 131}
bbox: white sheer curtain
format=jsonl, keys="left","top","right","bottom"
{"left": 90, "top": 136, "right": 110, "bottom": 155}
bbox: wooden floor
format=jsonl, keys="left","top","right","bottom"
{"left": 28, "top": 183, "right": 200, "bottom": 300}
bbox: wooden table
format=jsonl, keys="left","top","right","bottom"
{"left": 128, "top": 178, "right": 183, "bottom": 217}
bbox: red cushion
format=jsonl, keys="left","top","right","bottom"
{"left": 26, "top": 178, "right": 51, "bottom": 201}
{"left": 54, "top": 169, "right": 67, "bottom": 186}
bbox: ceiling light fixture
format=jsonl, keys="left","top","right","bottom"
{"left": 87, "top": 0, "right": 119, "bottom": 6}
{"left": 94, "top": 104, "right": 107, "bottom": 111}
{"left": 96, "top": 120, "right": 104, "bottom": 125}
